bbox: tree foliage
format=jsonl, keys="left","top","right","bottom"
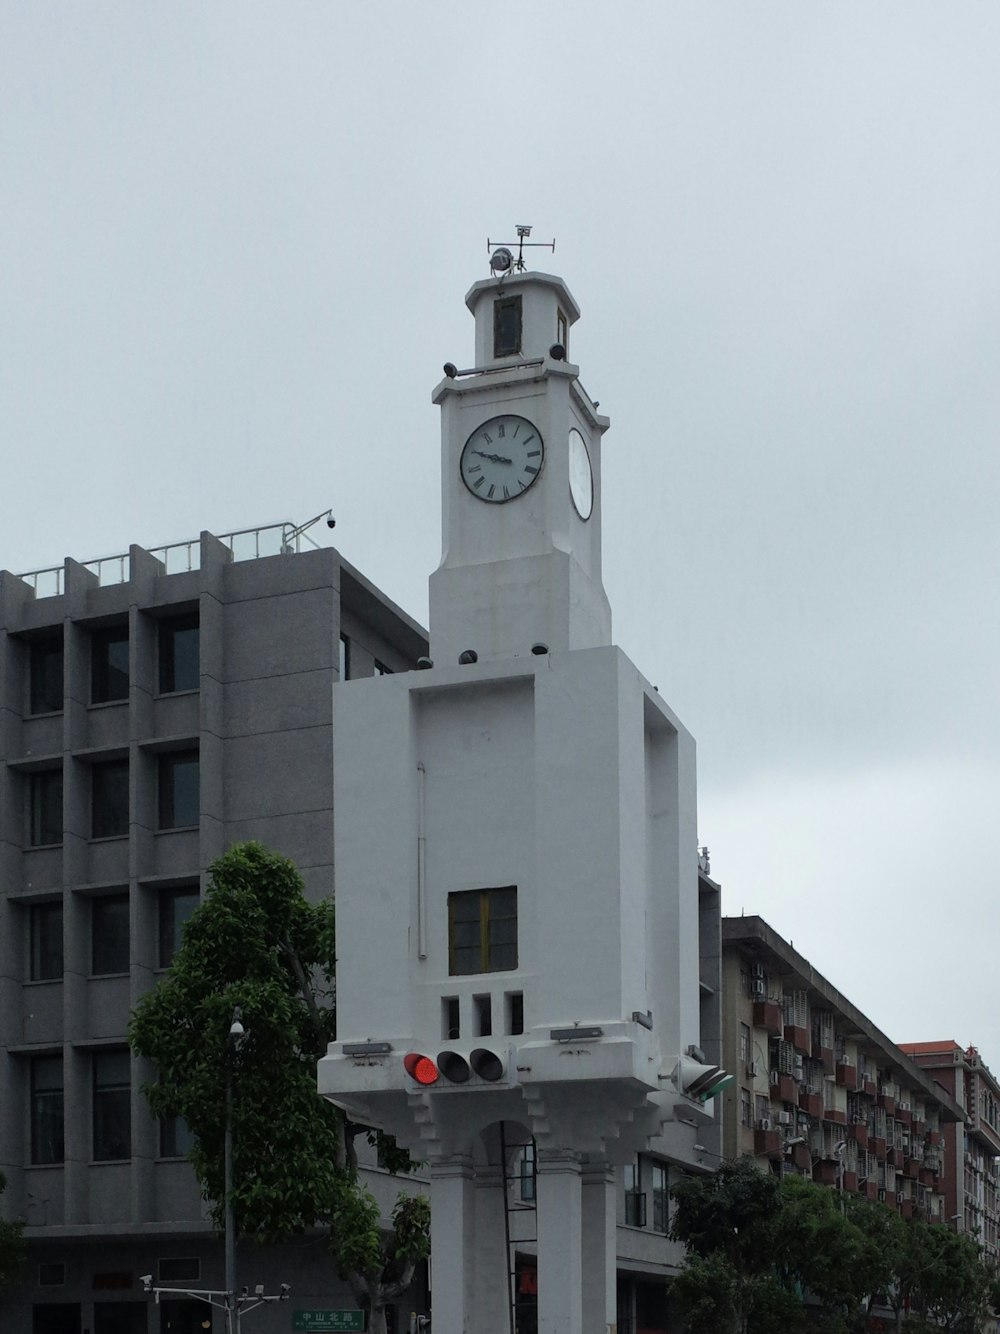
{"left": 129, "top": 842, "right": 428, "bottom": 1333}
{"left": 0, "top": 1171, "right": 25, "bottom": 1294}
{"left": 670, "top": 1157, "right": 998, "bottom": 1334}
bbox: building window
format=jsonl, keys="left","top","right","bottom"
{"left": 91, "top": 894, "right": 129, "bottom": 976}
{"left": 739, "top": 1022, "right": 751, "bottom": 1065}
{"left": 30, "top": 902, "right": 63, "bottom": 981}
{"left": 519, "top": 1141, "right": 537, "bottom": 1203}
{"left": 493, "top": 295, "right": 522, "bottom": 357}
{"left": 30, "top": 1054, "right": 64, "bottom": 1165}
{"left": 29, "top": 1304, "right": 80, "bottom": 1334}
{"left": 158, "top": 752, "right": 199, "bottom": 829}
{"left": 740, "top": 1088, "right": 752, "bottom": 1128}
{"left": 158, "top": 886, "right": 199, "bottom": 968}
{"left": 159, "top": 1113, "right": 194, "bottom": 1160}
{"left": 339, "top": 634, "right": 351, "bottom": 680}
{"left": 650, "top": 1161, "right": 668, "bottom": 1233}
{"left": 158, "top": 615, "right": 199, "bottom": 694}
{"left": 29, "top": 634, "right": 63, "bottom": 715}
{"left": 29, "top": 769, "right": 63, "bottom": 847}
{"left": 93, "top": 1302, "right": 148, "bottom": 1334}
{"left": 557, "top": 308, "right": 568, "bottom": 354}
{"left": 624, "top": 1162, "right": 646, "bottom": 1227}
{"left": 93, "top": 1049, "right": 131, "bottom": 1161}
{"left": 92, "top": 759, "right": 129, "bottom": 838}
{"left": 91, "top": 626, "right": 129, "bottom": 704}
{"left": 448, "top": 886, "right": 517, "bottom": 976}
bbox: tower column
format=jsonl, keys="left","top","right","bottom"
{"left": 430, "top": 1155, "right": 476, "bottom": 1333}
{"left": 475, "top": 1162, "right": 512, "bottom": 1334}
{"left": 581, "top": 1160, "right": 617, "bottom": 1334}
{"left": 537, "top": 1149, "right": 583, "bottom": 1334}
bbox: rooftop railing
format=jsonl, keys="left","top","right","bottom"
{"left": 15, "top": 513, "right": 333, "bottom": 599}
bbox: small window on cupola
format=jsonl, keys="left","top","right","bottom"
{"left": 557, "top": 308, "right": 568, "bottom": 354}
{"left": 493, "top": 296, "right": 522, "bottom": 357}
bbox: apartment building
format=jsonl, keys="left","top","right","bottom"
{"left": 721, "top": 917, "right": 962, "bottom": 1220}
{"left": 0, "top": 523, "right": 428, "bottom": 1334}
{"left": 900, "top": 1041, "right": 1000, "bottom": 1258}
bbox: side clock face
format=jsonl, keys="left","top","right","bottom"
{"left": 460, "top": 414, "right": 544, "bottom": 504}
{"left": 568, "top": 427, "right": 593, "bottom": 521}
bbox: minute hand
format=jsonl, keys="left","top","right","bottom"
{"left": 474, "top": 450, "right": 512, "bottom": 464}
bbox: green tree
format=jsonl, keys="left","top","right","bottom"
{"left": 129, "top": 842, "right": 428, "bottom": 1334}
{"left": 0, "top": 1171, "right": 26, "bottom": 1293}
{"left": 907, "top": 1221, "right": 991, "bottom": 1333}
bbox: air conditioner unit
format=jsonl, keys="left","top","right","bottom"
{"left": 793, "top": 1055, "right": 804, "bottom": 1069}
{"left": 770, "top": 1069, "right": 780, "bottom": 1086}
{"left": 896, "top": 1192, "right": 905, "bottom": 1204}
{"left": 778, "top": 1111, "right": 792, "bottom": 1127}
{"left": 747, "top": 1061, "right": 759, "bottom": 1078}
{"left": 751, "top": 979, "right": 767, "bottom": 998}
{"left": 751, "top": 962, "right": 766, "bottom": 979}
{"left": 758, "top": 1118, "right": 772, "bottom": 1131}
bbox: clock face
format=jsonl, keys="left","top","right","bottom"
{"left": 460, "top": 415, "right": 544, "bottom": 504}
{"left": 568, "top": 427, "right": 593, "bottom": 521}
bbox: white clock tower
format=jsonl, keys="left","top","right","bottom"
{"left": 319, "top": 259, "right": 724, "bottom": 1334}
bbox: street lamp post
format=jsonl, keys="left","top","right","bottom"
{"left": 140, "top": 1003, "right": 290, "bottom": 1323}
{"left": 225, "top": 1007, "right": 246, "bottom": 1334}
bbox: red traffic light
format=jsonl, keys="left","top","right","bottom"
{"left": 403, "top": 1053, "right": 439, "bottom": 1085}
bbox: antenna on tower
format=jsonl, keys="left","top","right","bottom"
{"left": 487, "top": 225, "right": 556, "bottom": 276}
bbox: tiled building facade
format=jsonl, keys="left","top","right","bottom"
{"left": 900, "top": 1040, "right": 1000, "bottom": 1259}
{"left": 0, "top": 525, "right": 428, "bottom": 1334}
{"left": 721, "top": 916, "right": 962, "bottom": 1219}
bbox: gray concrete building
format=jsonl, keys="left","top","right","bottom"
{"left": 0, "top": 522, "right": 428, "bottom": 1334}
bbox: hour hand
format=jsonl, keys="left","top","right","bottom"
{"left": 474, "top": 450, "right": 512, "bottom": 464}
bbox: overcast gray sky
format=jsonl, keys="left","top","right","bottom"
{"left": 3, "top": 4, "right": 998, "bottom": 1063}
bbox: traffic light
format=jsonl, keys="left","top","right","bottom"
{"left": 403, "top": 1046, "right": 508, "bottom": 1087}
{"left": 670, "top": 1056, "right": 733, "bottom": 1100}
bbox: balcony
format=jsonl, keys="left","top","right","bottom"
{"left": 822, "top": 1106, "right": 847, "bottom": 1125}
{"left": 879, "top": 1092, "right": 897, "bottom": 1115}
{"left": 862, "top": 1077, "right": 877, "bottom": 1097}
{"left": 799, "top": 1090, "right": 824, "bottom": 1118}
{"left": 871, "top": 1136, "right": 888, "bottom": 1160}
{"left": 770, "top": 1073, "right": 798, "bottom": 1104}
{"left": 813, "top": 1043, "right": 835, "bottom": 1076}
{"left": 753, "top": 1000, "right": 783, "bottom": 1035}
{"left": 896, "top": 1106, "right": 912, "bottom": 1126}
{"left": 843, "top": 1171, "right": 859, "bottom": 1193}
{"left": 813, "top": 1161, "right": 838, "bottom": 1187}
{"left": 790, "top": 1142, "right": 812, "bottom": 1171}
{"left": 755, "top": 1127, "right": 783, "bottom": 1158}
{"left": 847, "top": 1122, "right": 869, "bottom": 1149}
{"left": 785, "top": 1024, "right": 811, "bottom": 1056}
{"left": 836, "top": 1062, "right": 859, "bottom": 1091}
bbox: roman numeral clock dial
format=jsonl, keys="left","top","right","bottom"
{"left": 460, "top": 414, "right": 544, "bottom": 503}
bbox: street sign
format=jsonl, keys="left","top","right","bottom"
{"left": 293, "top": 1312, "right": 365, "bottom": 1332}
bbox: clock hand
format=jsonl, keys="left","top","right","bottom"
{"left": 473, "top": 450, "right": 512, "bottom": 465}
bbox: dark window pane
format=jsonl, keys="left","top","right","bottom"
{"left": 30, "top": 903, "right": 63, "bottom": 981}
{"left": 160, "top": 1113, "right": 194, "bottom": 1159}
{"left": 158, "top": 1299, "right": 213, "bottom": 1334}
{"left": 494, "top": 295, "right": 522, "bottom": 357}
{"left": 449, "top": 887, "right": 517, "bottom": 975}
{"left": 29, "top": 635, "right": 63, "bottom": 714}
{"left": 31, "top": 1055, "right": 64, "bottom": 1165}
{"left": 158, "top": 888, "right": 199, "bottom": 968}
{"left": 30, "top": 770, "right": 63, "bottom": 846}
{"left": 93, "top": 1050, "right": 131, "bottom": 1161}
{"left": 92, "top": 895, "right": 129, "bottom": 975}
{"left": 94, "top": 1303, "right": 148, "bottom": 1334}
{"left": 159, "top": 753, "right": 199, "bottom": 829}
{"left": 32, "top": 1303, "right": 81, "bottom": 1334}
{"left": 159, "top": 616, "right": 199, "bottom": 694}
{"left": 339, "top": 635, "right": 351, "bottom": 680}
{"left": 91, "top": 627, "right": 129, "bottom": 704}
{"left": 92, "top": 760, "right": 128, "bottom": 838}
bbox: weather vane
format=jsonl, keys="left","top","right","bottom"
{"left": 487, "top": 225, "right": 555, "bottom": 277}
